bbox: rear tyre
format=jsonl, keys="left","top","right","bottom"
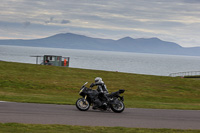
{"left": 76, "top": 98, "right": 90, "bottom": 111}
{"left": 111, "top": 100, "right": 125, "bottom": 113}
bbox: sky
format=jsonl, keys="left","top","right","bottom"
{"left": 1, "top": 0, "right": 200, "bottom": 47}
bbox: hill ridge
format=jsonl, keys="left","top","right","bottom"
{"left": 0, "top": 33, "right": 200, "bottom": 56}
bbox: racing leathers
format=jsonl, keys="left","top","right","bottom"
{"left": 90, "top": 81, "right": 109, "bottom": 108}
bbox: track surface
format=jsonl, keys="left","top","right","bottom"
{"left": 0, "top": 102, "right": 200, "bottom": 129}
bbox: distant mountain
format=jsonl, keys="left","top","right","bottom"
{"left": 0, "top": 33, "right": 200, "bottom": 56}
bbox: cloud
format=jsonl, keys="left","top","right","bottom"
{"left": 23, "top": 21, "right": 31, "bottom": 27}
{"left": 182, "top": 0, "right": 200, "bottom": 3}
{"left": 61, "top": 19, "right": 70, "bottom": 24}
{"left": 1, "top": 0, "right": 200, "bottom": 47}
{"left": 45, "top": 17, "right": 54, "bottom": 24}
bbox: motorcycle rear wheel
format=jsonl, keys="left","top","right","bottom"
{"left": 76, "top": 98, "right": 90, "bottom": 111}
{"left": 111, "top": 100, "right": 125, "bottom": 113}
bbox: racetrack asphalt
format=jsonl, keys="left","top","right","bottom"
{"left": 0, "top": 101, "right": 200, "bottom": 129}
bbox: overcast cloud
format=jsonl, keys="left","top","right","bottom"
{"left": 0, "top": 0, "right": 200, "bottom": 47}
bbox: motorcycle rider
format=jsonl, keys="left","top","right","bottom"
{"left": 90, "top": 77, "right": 109, "bottom": 109}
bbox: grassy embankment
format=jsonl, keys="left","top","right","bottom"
{"left": 0, "top": 61, "right": 200, "bottom": 110}
{"left": 0, "top": 61, "right": 200, "bottom": 132}
{"left": 0, "top": 123, "right": 200, "bottom": 133}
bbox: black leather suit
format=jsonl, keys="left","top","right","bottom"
{"left": 90, "top": 81, "right": 109, "bottom": 108}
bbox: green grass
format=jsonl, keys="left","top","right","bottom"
{"left": 0, "top": 61, "right": 200, "bottom": 110}
{"left": 0, "top": 123, "right": 199, "bottom": 133}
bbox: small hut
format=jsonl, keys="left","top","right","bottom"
{"left": 31, "top": 55, "right": 70, "bottom": 67}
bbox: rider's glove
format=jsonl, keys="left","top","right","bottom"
{"left": 90, "top": 83, "right": 95, "bottom": 87}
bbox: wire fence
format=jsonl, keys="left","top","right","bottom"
{"left": 169, "top": 71, "right": 200, "bottom": 77}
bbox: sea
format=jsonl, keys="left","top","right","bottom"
{"left": 1, "top": 45, "right": 200, "bottom": 76}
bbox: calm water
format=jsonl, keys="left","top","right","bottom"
{"left": 1, "top": 45, "right": 200, "bottom": 76}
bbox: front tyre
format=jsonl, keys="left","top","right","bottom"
{"left": 111, "top": 100, "right": 125, "bottom": 113}
{"left": 76, "top": 98, "right": 90, "bottom": 111}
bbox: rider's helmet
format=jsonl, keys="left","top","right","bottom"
{"left": 95, "top": 77, "right": 102, "bottom": 83}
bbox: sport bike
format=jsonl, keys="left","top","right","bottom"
{"left": 76, "top": 82, "right": 125, "bottom": 113}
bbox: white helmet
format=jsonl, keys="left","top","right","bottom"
{"left": 95, "top": 77, "right": 102, "bottom": 83}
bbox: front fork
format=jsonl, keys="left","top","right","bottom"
{"left": 84, "top": 95, "right": 87, "bottom": 100}
{"left": 83, "top": 95, "right": 87, "bottom": 103}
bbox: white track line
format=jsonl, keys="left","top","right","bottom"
{"left": 0, "top": 101, "right": 7, "bottom": 102}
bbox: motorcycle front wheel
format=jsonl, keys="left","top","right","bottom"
{"left": 76, "top": 98, "right": 90, "bottom": 111}
{"left": 111, "top": 100, "right": 125, "bottom": 113}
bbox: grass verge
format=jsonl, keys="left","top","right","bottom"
{"left": 0, "top": 123, "right": 199, "bottom": 133}
{"left": 0, "top": 61, "right": 200, "bottom": 110}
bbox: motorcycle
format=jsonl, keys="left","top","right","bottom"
{"left": 76, "top": 82, "right": 125, "bottom": 113}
